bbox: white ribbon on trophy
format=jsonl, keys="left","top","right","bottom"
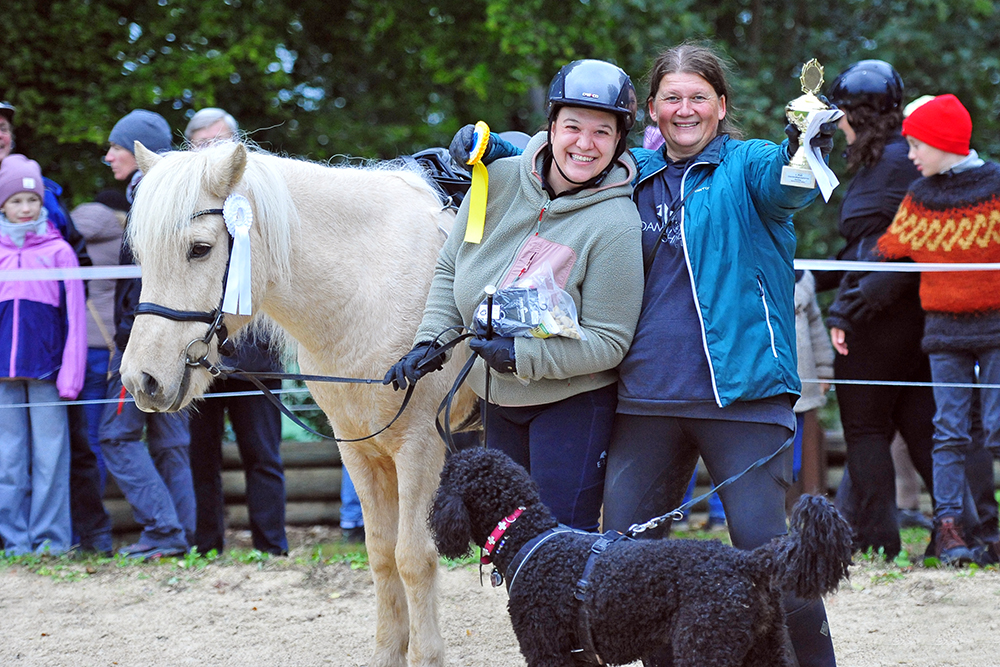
{"left": 801, "top": 107, "right": 845, "bottom": 203}
{"left": 221, "top": 193, "right": 254, "bottom": 315}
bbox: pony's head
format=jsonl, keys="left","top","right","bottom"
{"left": 120, "top": 141, "right": 293, "bottom": 412}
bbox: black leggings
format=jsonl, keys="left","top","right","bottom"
{"left": 603, "top": 414, "right": 836, "bottom": 667}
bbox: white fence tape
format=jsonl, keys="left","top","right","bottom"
{"left": 3, "top": 260, "right": 999, "bottom": 283}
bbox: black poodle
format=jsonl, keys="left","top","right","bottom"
{"left": 430, "top": 447, "right": 853, "bottom": 667}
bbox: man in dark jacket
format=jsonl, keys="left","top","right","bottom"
{"left": 98, "top": 110, "right": 195, "bottom": 559}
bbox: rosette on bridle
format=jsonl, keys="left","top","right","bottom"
{"left": 221, "top": 193, "right": 254, "bottom": 315}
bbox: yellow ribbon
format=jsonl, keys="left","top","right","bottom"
{"left": 463, "top": 121, "right": 490, "bottom": 244}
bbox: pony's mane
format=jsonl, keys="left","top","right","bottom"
{"left": 127, "top": 143, "right": 297, "bottom": 285}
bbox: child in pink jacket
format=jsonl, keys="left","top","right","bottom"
{"left": 0, "top": 154, "right": 85, "bottom": 555}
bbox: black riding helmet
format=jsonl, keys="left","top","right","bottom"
{"left": 827, "top": 60, "right": 903, "bottom": 114}
{"left": 545, "top": 59, "right": 637, "bottom": 188}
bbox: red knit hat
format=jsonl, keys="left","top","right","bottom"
{"left": 902, "top": 94, "right": 972, "bottom": 156}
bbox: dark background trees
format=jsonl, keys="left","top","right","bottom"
{"left": 2, "top": 0, "right": 999, "bottom": 258}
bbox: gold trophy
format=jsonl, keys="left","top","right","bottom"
{"left": 781, "top": 59, "right": 831, "bottom": 188}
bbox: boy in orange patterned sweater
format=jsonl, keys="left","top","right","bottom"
{"left": 878, "top": 93, "right": 1000, "bottom": 566}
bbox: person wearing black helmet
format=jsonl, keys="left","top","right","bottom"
{"left": 386, "top": 59, "right": 644, "bottom": 532}
{"left": 455, "top": 43, "right": 840, "bottom": 667}
{"left": 823, "top": 59, "right": 939, "bottom": 562}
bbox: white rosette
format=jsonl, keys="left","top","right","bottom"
{"left": 221, "top": 193, "right": 254, "bottom": 315}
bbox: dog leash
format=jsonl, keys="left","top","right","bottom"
{"left": 625, "top": 432, "right": 795, "bottom": 537}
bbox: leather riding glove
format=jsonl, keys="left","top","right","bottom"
{"left": 468, "top": 336, "right": 517, "bottom": 374}
{"left": 785, "top": 119, "right": 838, "bottom": 160}
{"left": 383, "top": 341, "right": 443, "bottom": 391}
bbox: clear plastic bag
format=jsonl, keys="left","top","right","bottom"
{"left": 473, "top": 263, "right": 586, "bottom": 340}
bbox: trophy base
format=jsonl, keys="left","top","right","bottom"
{"left": 781, "top": 166, "right": 816, "bottom": 189}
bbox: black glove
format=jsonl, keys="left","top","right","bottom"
{"left": 382, "top": 341, "right": 444, "bottom": 391}
{"left": 468, "top": 336, "right": 516, "bottom": 374}
{"left": 449, "top": 124, "right": 483, "bottom": 172}
{"left": 785, "top": 118, "right": 838, "bottom": 160}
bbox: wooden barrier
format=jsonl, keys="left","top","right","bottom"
{"left": 106, "top": 440, "right": 344, "bottom": 534}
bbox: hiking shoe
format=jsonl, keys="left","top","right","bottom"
{"left": 117, "top": 543, "right": 186, "bottom": 560}
{"left": 897, "top": 508, "right": 934, "bottom": 531}
{"left": 935, "top": 517, "right": 976, "bottom": 566}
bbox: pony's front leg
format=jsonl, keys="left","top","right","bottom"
{"left": 342, "top": 447, "right": 409, "bottom": 667}
{"left": 394, "top": 437, "right": 447, "bottom": 667}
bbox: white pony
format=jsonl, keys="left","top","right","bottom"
{"left": 120, "top": 141, "right": 476, "bottom": 667}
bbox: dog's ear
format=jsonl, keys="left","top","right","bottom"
{"left": 429, "top": 488, "right": 474, "bottom": 559}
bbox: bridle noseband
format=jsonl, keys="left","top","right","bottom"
{"left": 133, "top": 206, "right": 236, "bottom": 390}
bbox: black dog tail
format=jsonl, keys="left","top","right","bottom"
{"left": 760, "top": 495, "right": 853, "bottom": 599}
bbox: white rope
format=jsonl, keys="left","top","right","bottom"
{"left": 2, "top": 259, "right": 998, "bottom": 283}
{"left": 0, "top": 386, "right": 315, "bottom": 410}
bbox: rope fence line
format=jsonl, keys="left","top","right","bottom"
{"left": 3, "top": 259, "right": 1000, "bottom": 283}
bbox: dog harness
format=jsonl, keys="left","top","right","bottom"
{"left": 571, "top": 530, "right": 632, "bottom": 664}
{"left": 501, "top": 525, "right": 632, "bottom": 665}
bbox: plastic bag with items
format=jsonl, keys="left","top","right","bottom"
{"left": 473, "top": 263, "right": 586, "bottom": 340}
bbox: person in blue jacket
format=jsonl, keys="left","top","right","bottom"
{"left": 452, "top": 43, "right": 838, "bottom": 667}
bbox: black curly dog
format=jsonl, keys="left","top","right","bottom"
{"left": 430, "top": 447, "right": 853, "bottom": 667}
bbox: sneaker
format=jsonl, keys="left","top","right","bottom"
{"left": 934, "top": 517, "right": 976, "bottom": 566}
{"left": 117, "top": 542, "right": 186, "bottom": 560}
{"left": 897, "top": 508, "right": 934, "bottom": 531}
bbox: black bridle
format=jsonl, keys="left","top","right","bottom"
{"left": 133, "top": 207, "right": 235, "bottom": 381}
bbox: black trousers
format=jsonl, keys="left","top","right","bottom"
{"left": 603, "top": 414, "right": 836, "bottom": 667}
{"left": 834, "top": 305, "right": 935, "bottom": 559}
{"left": 188, "top": 378, "right": 287, "bottom": 554}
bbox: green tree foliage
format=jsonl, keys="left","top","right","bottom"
{"left": 2, "top": 0, "right": 1000, "bottom": 262}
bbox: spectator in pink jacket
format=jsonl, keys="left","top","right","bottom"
{"left": 0, "top": 154, "right": 85, "bottom": 555}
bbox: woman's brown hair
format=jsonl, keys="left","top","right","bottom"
{"left": 842, "top": 105, "right": 903, "bottom": 172}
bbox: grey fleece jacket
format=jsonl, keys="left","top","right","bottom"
{"left": 415, "top": 130, "right": 644, "bottom": 406}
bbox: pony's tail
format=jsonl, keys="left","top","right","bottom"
{"left": 758, "top": 495, "right": 853, "bottom": 599}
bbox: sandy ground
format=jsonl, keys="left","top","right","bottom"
{"left": 2, "top": 527, "right": 999, "bottom": 667}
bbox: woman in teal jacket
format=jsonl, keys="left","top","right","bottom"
{"left": 459, "top": 43, "right": 838, "bottom": 667}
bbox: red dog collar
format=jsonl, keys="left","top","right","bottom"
{"left": 481, "top": 507, "right": 525, "bottom": 564}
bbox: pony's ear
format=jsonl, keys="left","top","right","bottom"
{"left": 134, "top": 142, "right": 162, "bottom": 174}
{"left": 205, "top": 142, "right": 248, "bottom": 198}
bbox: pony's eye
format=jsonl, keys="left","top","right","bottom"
{"left": 188, "top": 243, "right": 212, "bottom": 260}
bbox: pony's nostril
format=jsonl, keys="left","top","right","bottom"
{"left": 141, "top": 372, "right": 161, "bottom": 397}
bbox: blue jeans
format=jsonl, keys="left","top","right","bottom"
{"left": 930, "top": 348, "right": 1000, "bottom": 521}
{"left": 339, "top": 465, "right": 364, "bottom": 529}
{"left": 485, "top": 383, "right": 617, "bottom": 532}
{"left": 80, "top": 347, "right": 112, "bottom": 487}
{"left": 189, "top": 377, "right": 287, "bottom": 554}
{"left": 0, "top": 380, "right": 72, "bottom": 555}
{"left": 99, "top": 350, "right": 193, "bottom": 551}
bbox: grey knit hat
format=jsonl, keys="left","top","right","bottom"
{"left": 108, "top": 109, "right": 172, "bottom": 155}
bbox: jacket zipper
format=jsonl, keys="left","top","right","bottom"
{"left": 513, "top": 203, "right": 549, "bottom": 283}
{"left": 9, "top": 252, "right": 22, "bottom": 376}
{"left": 757, "top": 275, "right": 778, "bottom": 358}
{"left": 677, "top": 160, "right": 722, "bottom": 406}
